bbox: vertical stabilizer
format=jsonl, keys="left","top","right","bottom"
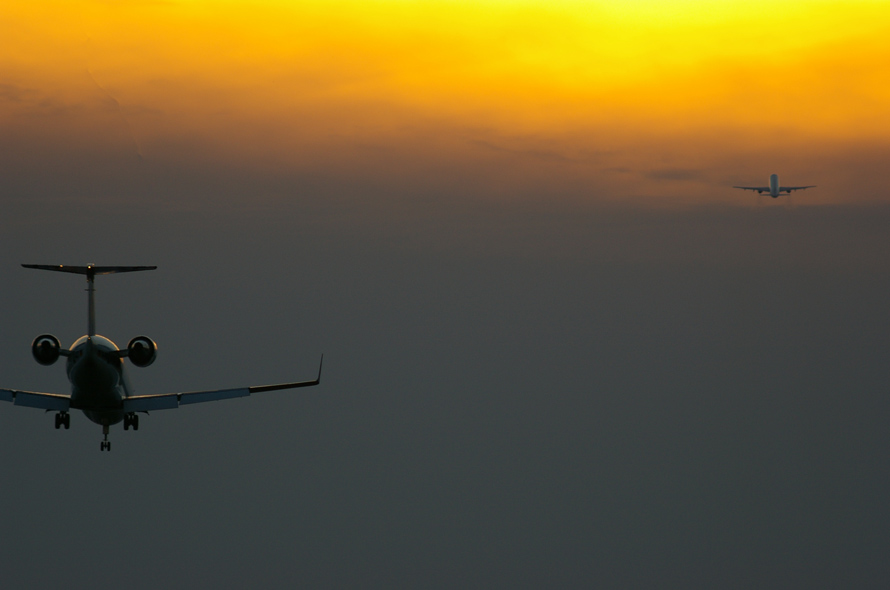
{"left": 22, "top": 265, "right": 157, "bottom": 336}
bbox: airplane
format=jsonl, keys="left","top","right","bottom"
{"left": 0, "top": 264, "right": 322, "bottom": 451}
{"left": 733, "top": 174, "right": 815, "bottom": 198}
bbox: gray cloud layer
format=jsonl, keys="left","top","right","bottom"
{"left": 2, "top": 165, "right": 890, "bottom": 587}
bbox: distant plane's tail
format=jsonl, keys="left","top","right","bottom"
{"left": 22, "top": 264, "right": 156, "bottom": 336}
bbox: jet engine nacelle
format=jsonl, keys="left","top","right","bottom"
{"left": 32, "top": 334, "right": 61, "bottom": 366}
{"left": 127, "top": 336, "right": 157, "bottom": 367}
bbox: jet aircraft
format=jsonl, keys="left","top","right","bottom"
{"left": 1, "top": 265, "right": 322, "bottom": 451}
{"left": 733, "top": 174, "right": 815, "bottom": 198}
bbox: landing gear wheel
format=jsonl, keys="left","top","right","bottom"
{"left": 100, "top": 424, "right": 111, "bottom": 451}
{"left": 54, "top": 412, "right": 69, "bottom": 430}
{"left": 123, "top": 413, "right": 139, "bottom": 431}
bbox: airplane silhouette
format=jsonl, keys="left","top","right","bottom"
{"left": 1, "top": 265, "right": 322, "bottom": 451}
{"left": 733, "top": 174, "right": 815, "bottom": 198}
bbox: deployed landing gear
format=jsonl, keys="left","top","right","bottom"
{"left": 100, "top": 424, "right": 111, "bottom": 452}
{"left": 123, "top": 413, "right": 139, "bottom": 431}
{"left": 54, "top": 412, "right": 70, "bottom": 430}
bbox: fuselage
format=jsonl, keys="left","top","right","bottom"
{"left": 66, "top": 335, "right": 132, "bottom": 426}
{"left": 769, "top": 173, "right": 780, "bottom": 198}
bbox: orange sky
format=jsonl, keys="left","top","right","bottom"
{"left": 2, "top": 0, "right": 889, "bottom": 203}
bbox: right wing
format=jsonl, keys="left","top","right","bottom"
{"left": 123, "top": 356, "right": 323, "bottom": 412}
{"left": 0, "top": 388, "right": 71, "bottom": 411}
{"left": 732, "top": 186, "right": 769, "bottom": 192}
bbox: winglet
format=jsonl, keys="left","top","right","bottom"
{"left": 247, "top": 354, "right": 324, "bottom": 394}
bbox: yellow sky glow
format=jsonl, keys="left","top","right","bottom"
{"left": 2, "top": 0, "right": 888, "bottom": 201}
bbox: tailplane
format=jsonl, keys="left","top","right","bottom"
{"left": 23, "top": 264, "right": 156, "bottom": 336}
{"left": 22, "top": 265, "right": 157, "bottom": 276}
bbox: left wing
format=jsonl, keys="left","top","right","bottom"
{"left": 0, "top": 389, "right": 71, "bottom": 411}
{"left": 733, "top": 186, "right": 769, "bottom": 192}
{"left": 123, "top": 356, "right": 323, "bottom": 412}
{"left": 780, "top": 185, "right": 816, "bottom": 192}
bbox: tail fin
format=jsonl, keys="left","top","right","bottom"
{"left": 23, "top": 264, "right": 156, "bottom": 336}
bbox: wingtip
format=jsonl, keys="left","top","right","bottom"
{"left": 317, "top": 354, "right": 324, "bottom": 382}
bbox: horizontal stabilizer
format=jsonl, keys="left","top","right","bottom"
{"left": 23, "top": 264, "right": 156, "bottom": 276}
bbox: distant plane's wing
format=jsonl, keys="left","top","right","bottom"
{"left": 0, "top": 389, "right": 70, "bottom": 411}
{"left": 123, "top": 356, "right": 323, "bottom": 412}
{"left": 733, "top": 186, "right": 770, "bottom": 192}
{"left": 780, "top": 185, "right": 816, "bottom": 192}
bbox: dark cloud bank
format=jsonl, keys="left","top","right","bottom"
{"left": 1, "top": 156, "right": 889, "bottom": 589}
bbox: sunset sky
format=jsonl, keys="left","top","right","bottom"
{"left": 4, "top": 0, "right": 889, "bottom": 203}
{"left": 2, "top": 3, "right": 890, "bottom": 589}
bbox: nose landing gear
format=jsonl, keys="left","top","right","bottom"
{"left": 98, "top": 414, "right": 140, "bottom": 451}
{"left": 100, "top": 424, "right": 111, "bottom": 451}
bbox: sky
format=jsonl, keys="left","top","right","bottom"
{"left": 2, "top": 1, "right": 890, "bottom": 588}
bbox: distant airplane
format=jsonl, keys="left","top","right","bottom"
{"left": 733, "top": 174, "right": 815, "bottom": 198}
{"left": 1, "top": 265, "right": 322, "bottom": 451}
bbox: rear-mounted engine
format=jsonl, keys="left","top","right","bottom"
{"left": 127, "top": 336, "right": 157, "bottom": 367}
{"left": 32, "top": 334, "right": 61, "bottom": 366}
